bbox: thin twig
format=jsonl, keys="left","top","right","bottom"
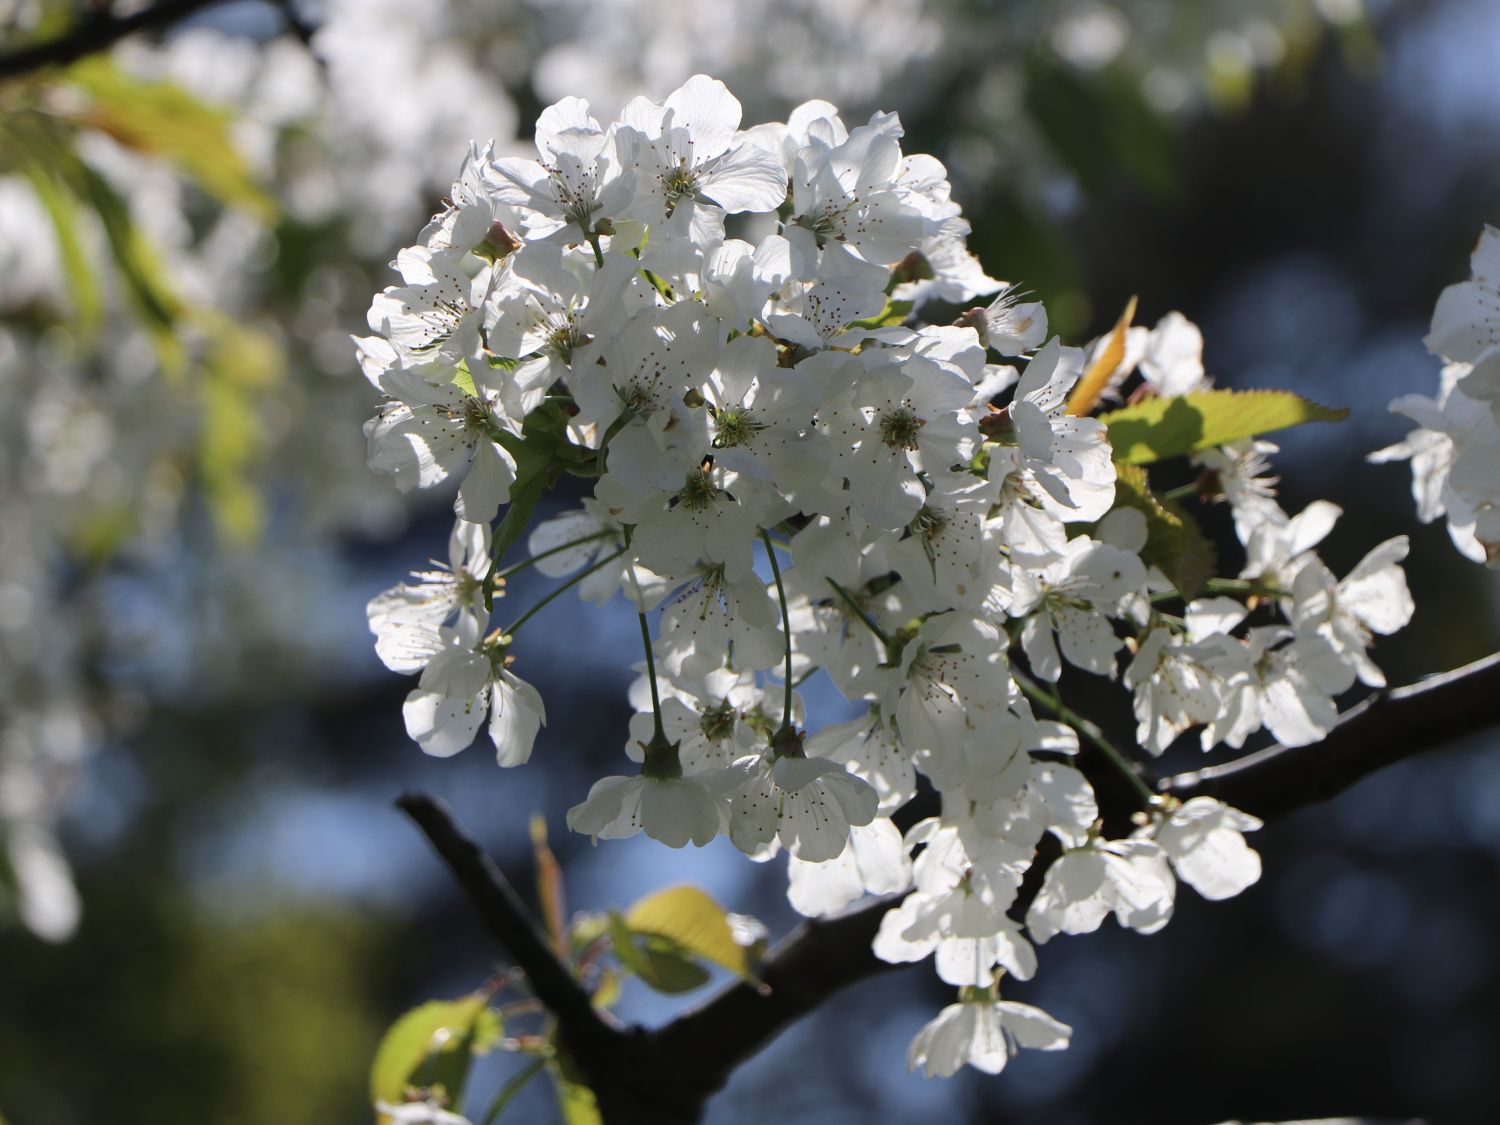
{"left": 0, "top": 0, "right": 231, "bottom": 81}
{"left": 1013, "top": 668, "right": 1157, "bottom": 807}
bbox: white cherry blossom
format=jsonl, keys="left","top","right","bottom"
{"left": 399, "top": 618, "right": 545, "bottom": 765}
{"left": 725, "top": 752, "right": 878, "bottom": 861}
{"left": 368, "top": 519, "right": 490, "bottom": 673}
{"left": 1026, "top": 837, "right": 1176, "bottom": 943}
{"left": 1143, "top": 798, "right": 1262, "bottom": 901}
{"left": 786, "top": 818, "right": 912, "bottom": 917}
{"left": 907, "top": 994, "right": 1071, "bottom": 1078}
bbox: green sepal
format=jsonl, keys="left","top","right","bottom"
{"left": 850, "top": 299, "right": 913, "bottom": 330}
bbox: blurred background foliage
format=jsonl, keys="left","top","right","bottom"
{"left": 2, "top": 0, "right": 1499, "bottom": 1121}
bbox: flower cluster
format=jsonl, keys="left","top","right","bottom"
{"left": 360, "top": 76, "right": 1412, "bottom": 1081}
{"left": 1375, "top": 225, "right": 1500, "bottom": 566}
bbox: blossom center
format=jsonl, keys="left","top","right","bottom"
{"left": 700, "top": 699, "right": 738, "bottom": 744}
{"left": 546, "top": 316, "right": 586, "bottom": 359}
{"left": 676, "top": 468, "right": 720, "bottom": 511}
{"left": 662, "top": 161, "right": 700, "bottom": 214}
{"left": 714, "top": 406, "right": 763, "bottom": 448}
{"left": 879, "top": 406, "right": 924, "bottom": 451}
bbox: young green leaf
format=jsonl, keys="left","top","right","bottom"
{"left": 369, "top": 992, "right": 502, "bottom": 1121}
{"left": 17, "top": 156, "right": 100, "bottom": 333}
{"left": 1101, "top": 389, "right": 1348, "bottom": 465}
{"left": 608, "top": 913, "right": 712, "bottom": 994}
{"left": 622, "top": 884, "right": 756, "bottom": 980}
{"left": 1112, "top": 464, "right": 1217, "bottom": 599}
{"left": 550, "top": 1056, "right": 603, "bottom": 1125}
{"left": 65, "top": 58, "right": 276, "bottom": 221}
{"left": 67, "top": 159, "right": 186, "bottom": 369}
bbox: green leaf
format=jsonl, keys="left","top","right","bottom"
{"left": 1101, "top": 389, "right": 1348, "bottom": 466}
{"left": 550, "top": 1055, "right": 603, "bottom": 1125}
{"left": 588, "top": 966, "right": 624, "bottom": 1011}
{"left": 66, "top": 158, "right": 185, "bottom": 368}
{"left": 17, "top": 155, "right": 100, "bottom": 333}
{"left": 369, "top": 992, "right": 501, "bottom": 1121}
{"left": 65, "top": 58, "right": 276, "bottom": 221}
{"left": 1112, "top": 465, "right": 1217, "bottom": 599}
{"left": 452, "top": 360, "right": 479, "bottom": 398}
{"left": 608, "top": 914, "right": 711, "bottom": 994}
{"left": 623, "top": 885, "right": 754, "bottom": 980}
{"left": 5, "top": 111, "right": 184, "bottom": 365}
{"left": 485, "top": 447, "right": 551, "bottom": 609}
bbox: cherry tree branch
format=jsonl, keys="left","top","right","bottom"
{"left": 648, "top": 892, "right": 904, "bottom": 1097}
{"left": 0, "top": 0, "right": 231, "bottom": 81}
{"left": 398, "top": 651, "right": 1500, "bottom": 1118}
{"left": 651, "top": 650, "right": 1500, "bottom": 1100}
{"left": 1159, "top": 649, "right": 1500, "bottom": 816}
{"left": 395, "top": 793, "right": 622, "bottom": 1067}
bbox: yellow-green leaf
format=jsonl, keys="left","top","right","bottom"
{"left": 551, "top": 1056, "right": 603, "bottom": 1125}
{"left": 64, "top": 58, "right": 275, "bottom": 221}
{"left": 67, "top": 158, "right": 186, "bottom": 369}
{"left": 18, "top": 155, "right": 100, "bottom": 333}
{"left": 7, "top": 113, "right": 185, "bottom": 367}
{"left": 369, "top": 992, "right": 501, "bottom": 1122}
{"left": 1112, "top": 465, "right": 1216, "bottom": 599}
{"left": 623, "top": 885, "right": 752, "bottom": 979}
{"left": 589, "top": 966, "right": 624, "bottom": 1011}
{"left": 1101, "top": 389, "right": 1348, "bottom": 466}
{"left": 452, "top": 361, "right": 479, "bottom": 398}
{"left": 555, "top": 1080, "right": 602, "bottom": 1125}
{"left": 607, "top": 914, "right": 711, "bottom": 994}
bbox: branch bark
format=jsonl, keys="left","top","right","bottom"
{"left": 397, "top": 793, "right": 697, "bottom": 1125}
{"left": 400, "top": 651, "right": 1500, "bottom": 1121}
{"left": 650, "top": 650, "right": 1500, "bottom": 1106}
{"left": 0, "top": 0, "right": 231, "bottom": 81}
{"left": 1159, "top": 649, "right": 1500, "bottom": 816}
{"left": 396, "top": 797, "right": 627, "bottom": 1070}
{"left": 648, "top": 891, "right": 903, "bottom": 1098}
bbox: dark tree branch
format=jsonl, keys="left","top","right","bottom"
{"left": 650, "top": 650, "right": 1500, "bottom": 1105}
{"left": 649, "top": 893, "right": 904, "bottom": 1098}
{"left": 399, "top": 791, "right": 732, "bottom": 1124}
{"left": 0, "top": 0, "right": 231, "bottom": 81}
{"left": 395, "top": 793, "right": 621, "bottom": 1067}
{"left": 401, "top": 651, "right": 1500, "bottom": 1121}
{"left": 1160, "top": 649, "right": 1500, "bottom": 817}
